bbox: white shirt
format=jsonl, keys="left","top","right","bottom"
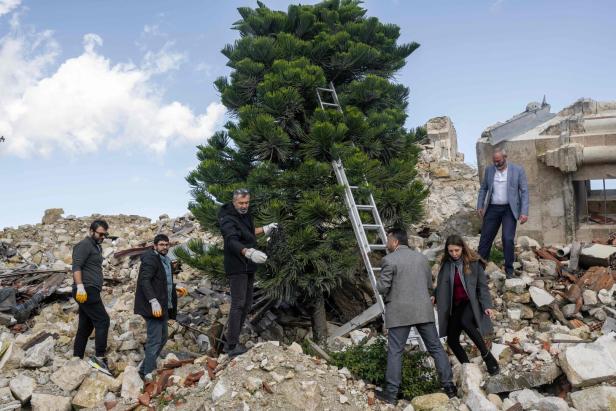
{"left": 491, "top": 167, "right": 508, "bottom": 205}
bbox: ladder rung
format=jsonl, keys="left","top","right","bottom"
{"left": 317, "top": 87, "right": 334, "bottom": 92}
{"left": 362, "top": 224, "right": 382, "bottom": 230}
{"left": 320, "top": 102, "right": 340, "bottom": 107}
{"left": 369, "top": 244, "right": 387, "bottom": 251}
{"left": 349, "top": 186, "right": 359, "bottom": 189}
{"left": 356, "top": 205, "right": 374, "bottom": 211}
{"left": 372, "top": 267, "right": 382, "bottom": 272}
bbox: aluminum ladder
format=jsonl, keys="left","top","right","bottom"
{"left": 316, "top": 83, "right": 426, "bottom": 349}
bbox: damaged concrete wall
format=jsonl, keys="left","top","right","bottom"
{"left": 477, "top": 98, "right": 616, "bottom": 244}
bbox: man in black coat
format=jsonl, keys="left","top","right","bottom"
{"left": 134, "top": 234, "right": 187, "bottom": 379}
{"left": 220, "top": 188, "right": 277, "bottom": 357}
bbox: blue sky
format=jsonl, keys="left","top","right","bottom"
{"left": 1, "top": 0, "right": 615, "bottom": 228}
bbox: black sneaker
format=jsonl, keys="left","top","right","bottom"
{"left": 224, "top": 344, "right": 248, "bottom": 358}
{"left": 443, "top": 384, "right": 458, "bottom": 398}
{"left": 88, "top": 356, "right": 112, "bottom": 376}
{"left": 375, "top": 390, "right": 397, "bottom": 405}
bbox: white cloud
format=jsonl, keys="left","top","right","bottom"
{"left": 0, "top": 0, "right": 20, "bottom": 17}
{"left": 0, "top": 19, "right": 225, "bottom": 158}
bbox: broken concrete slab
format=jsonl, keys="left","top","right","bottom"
{"left": 410, "top": 392, "right": 450, "bottom": 411}
{"left": 50, "top": 358, "right": 90, "bottom": 392}
{"left": 570, "top": 385, "right": 616, "bottom": 411}
{"left": 71, "top": 374, "right": 111, "bottom": 409}
{"left": 529, "top": 286, "right": 555, "bottom": 307}
{"left": 465, "top": 388, "right": 498, "bottom": 411}
{"left": 484, "top": 363, "right": 561, "bottom": 394}
{"left": 579, "top": 244, "right": 616, "bottom": 268}
{"left": 21, "top": 336, "right": 55, "bottom": 368}
{"left": 120, "top": 365, "right": 143, "bottom": 400}
{"left": 559, "top": 334, "right": 616, "bottom": 388}
{"left": 9, "top": 374, "right": 35, "bottom": 404}
{"left": 31, "top": 393, "right": 72, "bottom": 411}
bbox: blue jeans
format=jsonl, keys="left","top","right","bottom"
{"left": 478, "top": 204, "right": 517, "bottom": 276}
{"left": 140, "top": 313, "right": 168, "bottom": 376}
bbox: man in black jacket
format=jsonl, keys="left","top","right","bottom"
{"left": 220, "top": 188, "right": 277, "bottom": 357}
{"left": 134, "top": 234, "right": 187, "bottom": 378}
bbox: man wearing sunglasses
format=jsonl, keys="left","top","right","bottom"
{"left": 72, "top": 219, "right": 112, "bottom": 376}
{"left": 219, "top": 188, "right": 278, "bottom": 357}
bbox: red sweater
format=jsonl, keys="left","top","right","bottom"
{"left": 453, "top": 266, "right": 469, "bottom": 305}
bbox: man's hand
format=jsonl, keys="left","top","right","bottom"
{"left": 245, "top": 248, "right": 268, "bottom": 264}
{"left": 484, "top": 308, "right": 495, "bottom": 319}
{"left": 430, "top": 296, "right": 436, "bottom": 305}
{"left": 75, "top": 284, "right": 88, "bottom": 304}
{"left": 477, "top": 208, "right": 485, "bottom": 218}
{"left": 150, "top": 299, "right": 163, "bottom": 318}
{"left": 519, "top": 215, "right": 528, "bottom": 225}
{"left": 176, "top": 286, "right": 188, "bottom": 298}
{"left": 263, "top": 222, "right": 278, "bottom": 236}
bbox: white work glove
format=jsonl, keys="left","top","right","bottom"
{"left": 75, "top": 284, "right": 87, "bottom": 303}
{"left": 149, "top": 298, "right": 162, "bottom": 318}
{"left": 245, "top": 248, "right": 268, "bottom": 264}
{"left": 262, "top": 222, "right": 278, "bottom": 236}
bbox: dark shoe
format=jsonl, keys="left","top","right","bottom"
{"left": 88, "top": 356, "right": 112, "bottom": 376}
{"left": 483, "top": 352, "right": 500, "bottom": 375}
{"left": 375, "top": 390, "right": 397, "bottom": 405}
{"left": 443, "top": 384, "right": 458, "bottom": 398}
{"left": 225, "top": 344, "right": 248, "bottom": 358}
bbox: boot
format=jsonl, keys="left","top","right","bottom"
{"left": 483, "top": 351, "right": 500, "bottom": 375}
{"left": 375, "top": 389, "right": 397, "bottom": 405}
{"left": 443, "top": 384, "right": 458, "bottom": 398}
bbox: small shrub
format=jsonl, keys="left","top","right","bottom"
{"left": 489, "top": 247, "right": 505, "bottom": 266}
{"left": 330, "top": 336, "right": 440, "bottom": 399}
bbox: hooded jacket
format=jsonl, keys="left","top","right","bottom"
{"left": 219, "top": 203, "right": 257, "bottom": 274}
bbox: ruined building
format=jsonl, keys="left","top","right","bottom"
{"left": 477, "top": 98, "right": 616, "bottom": 244}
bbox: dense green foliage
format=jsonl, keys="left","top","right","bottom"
{"left": 181, "top": 0, "right": 427, "bottom": 317}
{"left": 330, "top": 337, "right": 440, "bottom": 399}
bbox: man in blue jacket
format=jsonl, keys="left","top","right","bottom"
{"left": 477, "top": 148, "right": 529, "bottom": 278}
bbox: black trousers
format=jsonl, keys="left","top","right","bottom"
{"left": 446, "top": 301, "right": 489, "bottom": 364}
{"left": 73, "top": 286, "right": 110, "bottom": 358}
{"left": 225, "top": 272, "right": 255, "bottom": 347}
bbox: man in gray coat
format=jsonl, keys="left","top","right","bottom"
{"left": 376, "top": 228, "right": 456, "bottom": 404}
{"left": 477, "top": 147, "right": 529, "bottom": 278}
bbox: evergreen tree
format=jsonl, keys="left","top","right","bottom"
{"left": 179, "top": 0, "right": 427, "bottom": 343}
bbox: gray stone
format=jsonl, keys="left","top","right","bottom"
{"left": 42, "top": 208, "right": 64, "bottom": 224}
{"left": 533, "top": 397, "right": 569, "bottom": 411}
{"left": 504, "top": 278, "right": 527, "bottom": 294}
{"left": 31, "top": 393, "right": 72, "bottom": 411}
{"left": 485, "top": 363, "right": 561, "bottom": 394}
{"left": 21, "top": 336, "right": 54, "bottom": 368}
{"left": 211, "top": 379, "right": 227, "bottom": 403}
{"left": 50, "top": 358, "right": 90, "bottom": 392}
{"left": 120, "top": 366, "right": 143, "bottom": 400}
{"left": 0, "top": 387, "right": 15, "bottom": 403}
{"left": 71, "top": 374, "right": 110, "bottom": 409}
{"left": 454, "top": 363, "right": 483, "bottom": 396}
{"left": 529, "top": 286, "right": 555, "bottom": 307}
{"left": 464, "top": 388, "right": 498, "bottom": 411}
{"left": 562, "top": 304, "right": 577, "bottom": 318}
{"left": 509, "top": 389, "right": 543, "bottom": 409}
{"left": 559, "top": 334, "right": 616, "bottom": 388}
{"left": 9, "top": 374, "right": 35, "bottom": 404}
{"left": 570, "top": 385, "right": 616, "bottom": 411}
{"left": 410, "top": 393, "right": 450, "bottom": 411}
{"left": 583, "top": 289, "right": 598, "bottom": 306}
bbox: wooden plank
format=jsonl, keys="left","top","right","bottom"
{"left": 327, "top": 302, "right": 383, "bottom": 342}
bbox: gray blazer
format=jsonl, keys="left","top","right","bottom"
{"left": 376, "top": 245, "right": 435, "bottom": 329}
{"left": 434, "top": 260, "right": 493, "bottom": 337}
{"left": 477, "top": 163, "right": 529, "bottom": 220}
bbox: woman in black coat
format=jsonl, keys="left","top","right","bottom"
{"left": 433, "top": 234, "right": 499, "bottom": 375}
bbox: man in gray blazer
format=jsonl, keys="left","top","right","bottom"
{"left": 477, "top": 148, "right": 529, "bottom": 278}
{"left": 376, "top": 228, "right": 456, "bottom": 405}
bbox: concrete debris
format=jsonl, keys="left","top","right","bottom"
{"left": 570, "top": 385, "right": 616, "bottom": 411}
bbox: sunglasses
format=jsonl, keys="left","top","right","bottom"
{"left": 94, "top": 231, "right": 108, "bottom": 238}
{"left": 233, "top": 188, "right": 250, "bottom": 196}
